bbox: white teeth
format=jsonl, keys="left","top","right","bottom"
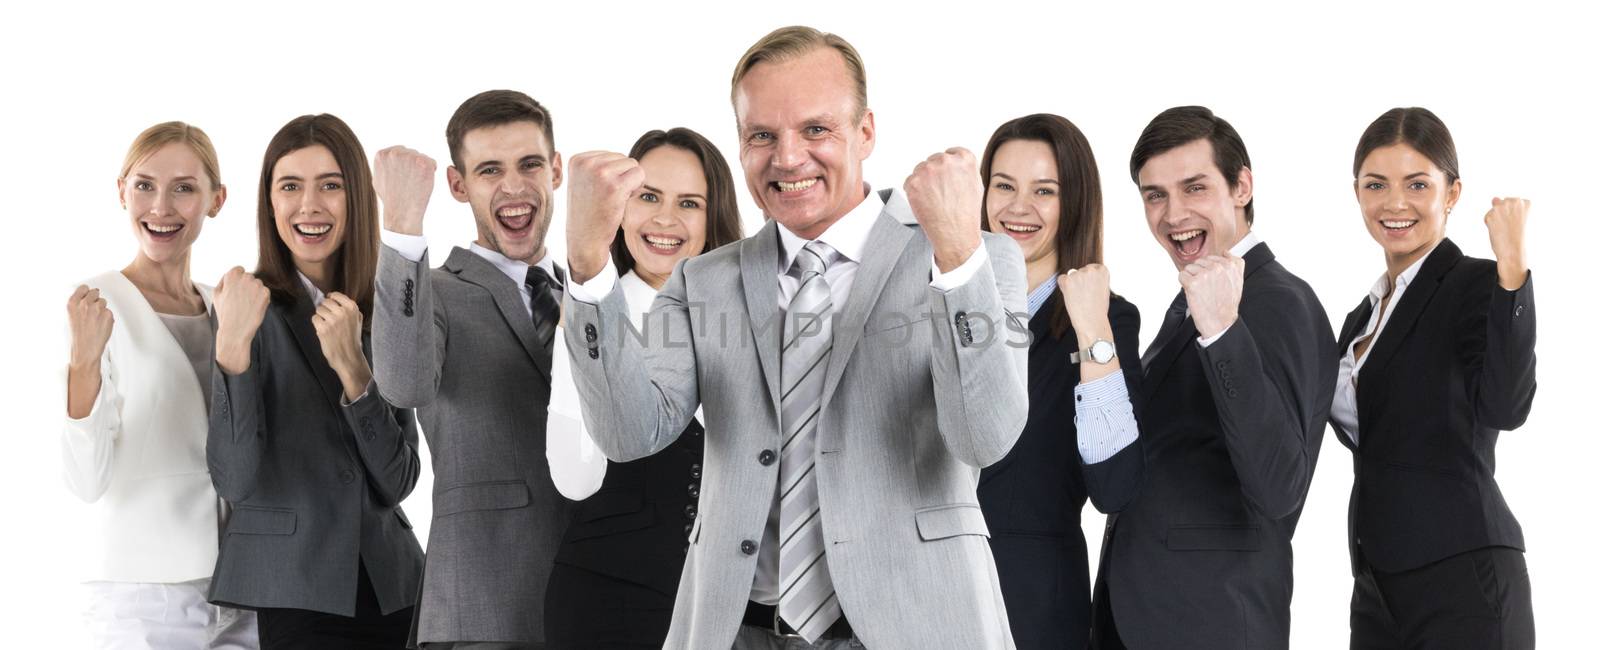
{"left": 1170, "top": 229, "right": 1203, "bottom": 242}
{"left": 1381, "top": 220, "right": 1418, "bottom": 230}
{"left": 775, "top": 178, "right": 818, "bottom": 192}
{"left": 146, "top": 223, "right": 181, "bottom": 233}
{"left": 644, "top": 235, "right": 684, "bottom": 247}
{"left": 295, "top": 224, "right": 331, "bottom": 235}
{"left": 498, "top": 204, "right": 533, "bottom": 217}
{"left": 1001, "top": 222, "right": 1040, "bottom": 233}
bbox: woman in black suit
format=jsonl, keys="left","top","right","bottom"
{"left": 974, "top": 114, "right": 1143, "bottom": 649}
{"left": 1334, "top": 107, "right": 1536, "bottom": 649}
{"left": 208, "top": 114, "right": 423, "bottom": 649}
{"left": 544, "top": 127, "right": 743, "bottom": 648}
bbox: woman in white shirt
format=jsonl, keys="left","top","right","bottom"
{"left": 544, "top": 127, "right": 743, "bottom": 648}
{"left": 63, "top": 122, "right": 258, "bottom": 648}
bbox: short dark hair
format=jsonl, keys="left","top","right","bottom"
{"left": 1353, "top": 107, "right": 1459, "bottom": 184}
{"left": 1129, "top": 106, "right": 1254, "bottom": 225}
{"left": 980, "top": 113, "right": 1103, "bottom": 339}
{"left": 611, "top": 128, "right": 744, "bottom": 274}
{"left": 445, "top": 90, "right": 554, "bottom": 171}
{"left": 254, "top": 114, "right": 379, "bottom": 322}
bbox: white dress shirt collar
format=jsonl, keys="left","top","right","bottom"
{"left": 1365, "top": 243, "right": 1436, "bottom": 308}
{"left": 1229, "top": 230, "right": 1263, "bottom": 258}
{"left": 297, "top": 271, "right": 327, "bottom": 307}
{"left": 469, "top": 242, "right": 556, "bottom": 287}
{"left": 775, "top": 185, "right": 883, "bottom": 271}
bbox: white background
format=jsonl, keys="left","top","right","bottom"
{"left": 3, "top": 1, "right": 1592, "bottom": 646}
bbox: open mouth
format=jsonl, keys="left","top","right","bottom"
{"left": 496, "top": 202, "right": 536, "bottom": 236}
{"left": 143, "top": 221, "right": 184, "bottom": 240}
{"left": 292, "top": 223, "right": 332, "bottom": 243}
{"left": 1380, "top": 219, "right": 1418, "bottom": 232}
{"left": 640, "top": 233, "right": 685, "bottom": 255}
{"left": 770, "top": 177, "right": 820, "bottom": 194}
{"left": 1169, "top": 228, "right": 1207, "bottom": 259}
{"left": 999, "top": 221, "right": 1041, "bottom": 236}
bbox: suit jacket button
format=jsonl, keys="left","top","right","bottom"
{"left": 758, "top": 450, "right": 776, "bottom": 466}
{"left": 1514, "top": 304, "right": 1525, "bottom": 317}
{"left": 588, "top": 348, "right": 599, "bottom": 359}
{"left": 584, "top": 323, "right": 598, "bottom": 343}
{"left": 340, "top": 469, "right": 355, "bottom": 484}
{"left": 687, "top": 483, "right": 700, "bottom": 498}
{"left": 685, "top": 504, "right": 697, "bottom": 519}
{"left": 740, "top": 539, "right": 758, "bottom": 555}
{"left": 690, "top": 463, "right": 702, "bottom": 479}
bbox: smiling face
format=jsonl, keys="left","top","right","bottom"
{"left": 1355, "top": 142, "right": 1459, "bottom": 267}
{"left": 448, "top": 121, "right": 563, "bottom": 264}
{"left": 985, "top": 139, "right": 1061, "bottom": 271}
{"left": 734, "top": 46, "right": 874, "bottom": 240}
{"left": 120, "top": 143, "right": 223, "bottom": 264}
{"left": 269, "top": 145, "right": 348, "bottom": 276}
{"left": 621, "top": 145, "right": 710, "bottom": 289}
{"left": 1137, "top": 138, "right": 1252, "bottom": 269}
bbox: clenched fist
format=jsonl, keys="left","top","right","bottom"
{"left": 1484, "top": 197, "right": 1531, "bottom": 289}
{"left": 214, "top": 267, "right": 271, "bottom": 375}
{"left": 313, "top": 292, "right": 372, "bottom": 401}
{"left": 67, "top": 286, "right": 115, "bottom": 370}
{"left": 374, "top": 146, "right": 437, "bottom": 236}
{"left": 1179, "top": 254, "right": 1246, "bottom": 340}
{"left": 1058, "top": 264, "right": 1113, "bottom": 346}
{"left": 565, "top": 151, "right": 644, "bottom": 284}
{"left": 904, "top": 148, "right": 983, "bottom": 273}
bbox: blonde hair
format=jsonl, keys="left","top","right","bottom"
{"left": 120, "top": 121, "right": 222, "bottom": 190}
{"left": 730, "top": 26, "right": 868, "bottom": 121}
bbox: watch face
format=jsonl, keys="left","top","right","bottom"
{"left": 1090, "top": 340, "right": 1116, "bottom": 364}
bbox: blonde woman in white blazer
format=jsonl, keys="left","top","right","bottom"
{"left": 63, "top": 122, "right": 257, "bottom": 649}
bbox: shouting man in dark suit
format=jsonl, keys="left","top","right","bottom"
{"left": 1078, "top": 106, "right": 1338, "bottom": 650}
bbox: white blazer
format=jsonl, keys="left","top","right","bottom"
{"left": 62, "top": 271, "right": 222, "bottom": 583}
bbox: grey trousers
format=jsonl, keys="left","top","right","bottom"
{"left": 733, "top": 625, "right": 866, "bottom": 649}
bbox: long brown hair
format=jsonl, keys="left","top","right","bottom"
{"left": 254, "top": 114, "right": 379, "bottom": 322}
{"left": 611, "top": 128, "right": 744, "bottom": 274}
{"left": 980, "top": 113, "right": 1104, "bottom": 338}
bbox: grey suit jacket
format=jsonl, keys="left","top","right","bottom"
{"left": 373, "top": 246, "right": 573, "bottom": 645}
{"left": 207, "top": 296, "right": 424, "bottom": 617}
{"left": 564, "top": 189, "right": 1030, "bottom": 650}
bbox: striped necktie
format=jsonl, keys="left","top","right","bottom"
{"left": 777, "top": 240, "right": 842, "bottom": 642}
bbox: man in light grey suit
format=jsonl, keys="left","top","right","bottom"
{"left": 370, "top": 90, "right": 572, "bottom": 649}
{"left": 562, "top": 26, "right": 1030, "bottom": 649}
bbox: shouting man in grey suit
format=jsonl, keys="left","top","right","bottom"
{"left": 370, "top": 90, "right": 572, "bottom": 649}
{"left": 562, "top": 26, "right": 1030, "bottom": 649}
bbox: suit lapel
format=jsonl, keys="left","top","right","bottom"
{"left": 281, "top": 296, "right": 347, "bottom": 415}
{"left": 741, "top": 221, "right": 784, "bottom": 416}
{"left": 1358, "top": 238, "right": 1462, "bottom": 382}
{"left": 819, "top": 202, "right": 915, "bottom": 412}
{"left": 442, "top": 247, "right": 552, "bottom": 382}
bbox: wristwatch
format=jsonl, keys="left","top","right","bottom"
{"left": 1070, "top": 338, "right": 1116, "bottom": 365}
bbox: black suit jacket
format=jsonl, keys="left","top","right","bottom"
{"left": 1093, "top": 243, "right": 1337, "bottom": 650}
{"left": 978, "top": 293, "right": 1142, "bottom": 649}
{"left": 208, "top": 296, "right": 424, "bottom": 617}
{"left": 1331, "top": 238, "right": 1536, "bottom": 574}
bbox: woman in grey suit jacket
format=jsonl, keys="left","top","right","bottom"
{"left": 207, "top": 113, "right": 423, "bottom": 649}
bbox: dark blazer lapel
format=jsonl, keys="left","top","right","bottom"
{"left": 281, "top": 296, "right": 347, "bottom": 415}
{"left": 740, "top": 221, "right": 784, "bottom": 416}
{"left": 442, "top": 247, "right": 552, "bottom": 382}
{"left": 820, "top": 203, "right": 914, "bottom": 411}
{"left": 1337, "top": 298, "right": 1374, "bottom": 355}
{"left": 1359, "top": 238, "right": 1462, "bottom": 381}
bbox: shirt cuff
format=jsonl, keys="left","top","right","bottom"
{"left": 381, "top": 229, "right": 428, "bottom": 262}
{"left": 1074, "top": 370, "right": 1139, "bottom": 464}
{"left": 567, "top": 259, "right": 619, "bottom": 304}
{"left": 1197, "top": 324, "right": 1232, "bottom": 348}
{"left": 929, "top": 242, "right": 989, "bottom": 291}
{"left": 340, "top": 380, "right": 374, "bottom": 407}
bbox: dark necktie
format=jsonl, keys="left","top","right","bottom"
{"left": 1140, "top": 291, "right": 1189, "bottom": 373}
{"left": 525, "top": 266, "right": 562, "bottom": 350}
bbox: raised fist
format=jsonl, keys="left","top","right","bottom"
{"left": 565, "top": 151, "right": 644, "bottom": 284}
{"left": 67, "top": 285, "right": 115, "bottom": 370}
{"left": 373, "top": 145, "right": 437, "bottom": 235}
{"left": 1058, "top": 264, "right": 1113, "bottom": 345}
{"left": 313, "top": 292, "right": 371, "bottom": 400}
{"left": 904, "top": 147, "right": 983, "bottom": 273}
{"left": 214, "top": 267, "right": 271, "bottom": 374}
{"left": 1179, "top": 254, "right": 1246, "bottom": 340}
{"left": 1484, "top": 197, "right": 1531, "bottom": 289}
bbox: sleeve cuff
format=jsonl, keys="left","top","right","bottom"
{"left": 1074, "top": 369, "right": 1139, "bottom": 464}
{"left": 567, "top": 259, "right": 619, "bottom": 303}
{"left": 340, "top": 380, "right": 375, "bottom": 407}
{"left": 929, "top": 242, "right": 989, "bottom": 291}
{"left": 381, "top": 229, "right": 428, "bottom": 262}
{"left": 1197, "top": 323, "right": 1233, "bottom": 348}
